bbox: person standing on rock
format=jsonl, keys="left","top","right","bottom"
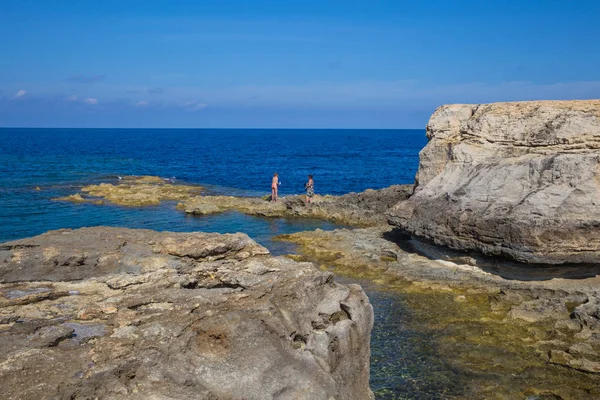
{"left": 305, "top": 174, "right": 314, "bottom": 204}
{"left": 271, "top": 172, "right": 279, "bottom": 202}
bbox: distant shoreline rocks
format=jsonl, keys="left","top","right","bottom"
{"left": 54, "top": 174, "right": 413, "bottom": 226}
{"left": 181, "top": 184, "right": 413, "bottom": 226}
{"left": 53, "top": 175, "right": 202, "bottom": 206}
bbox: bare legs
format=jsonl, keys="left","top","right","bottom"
{"left": 271, "top": 186, "right": 278, "bottom": 202}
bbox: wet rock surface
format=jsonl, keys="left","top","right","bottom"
{"left": 388, "top": 100, "right": 600, "bottom": 264}
{"left": 54, "top": 175, "right": 202, "bottom": 206}
{"left": 181, "top": 184, "right": 412, "bottom": 226}
{"left": 277, "top": 226, "right": 600, "bottom": 398}
{"left": 0, "top": 227, "right": 374, "bottom": 400}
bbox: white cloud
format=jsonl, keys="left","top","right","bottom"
{"left": 180, "top": 101, "right": 207, "bottom": 111}
{"left": 6, "top": 79, "right": 599, "bottom": 116}
{"left": 189, "top": 103, "right": 207, "bottom": 111}
{"left": 13, "top": 90, "right": 26, "bottom": 99}
{"left": 67, "top": 95, "right": 77, "bottom": 101}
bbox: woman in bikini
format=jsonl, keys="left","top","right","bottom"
{"left": 305, "top": 174, "right": 314, "bottom": 204}
{"left": 271, "top": 172, "right": 279, "bottom": 202}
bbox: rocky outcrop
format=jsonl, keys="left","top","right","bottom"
{"left": 54, "top": 176, "right": 202, "bottom": 206}
{"left": 0, "top": 227, "right": 374, "bottom": 400}
{"left": 388, "top": 100, "right": 600, "bottom": 264}
{"left": 182, "top": 185, "right": 412, "bottom": 226}
{"left": 54, "top": 174, "right": 411, "bottom": 226}
{"left": 277, "top": 226, "right": 600, "bottom": 396}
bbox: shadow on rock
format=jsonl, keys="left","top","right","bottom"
{"left": 382, "top": 228, "right": 600, "bottom": 281}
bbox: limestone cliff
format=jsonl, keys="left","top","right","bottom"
{"left": 389, "top": 100, "right": 600, "bottom": 264}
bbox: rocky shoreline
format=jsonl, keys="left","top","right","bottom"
{"left": 46, "top": 171, "right": 600, "bottom": 397}
{"left": 55, "top": 174, "right": 412, "bottom": 227}
{"left": 22, "top": 99, "right": 600, "bottom": 397}
{"left": 0, "top": 227, "right": 374, "bottom": 399}
{"left": 276, "top": 226, "right": 600, "bottom": 397}
{"left": 180, "top": 184, "right": 413, "bottom": 226}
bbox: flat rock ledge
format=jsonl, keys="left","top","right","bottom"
{"left": 0, "top": 227, "right": 374, "bottom": 400}
{"left": 54, "top": 175, "right": 202, "bottom": 206}
{"left": 388, "top": 100, "right": 600, "bottom": 264}
{"left": 181, "top": 185, "right": 413, "bottom": 227}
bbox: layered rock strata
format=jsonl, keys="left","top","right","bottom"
{"left": 0, "top": 227, "right": 374, "bottom": 400}
{"left": 388, "top": 100, "right": 600, "bottom": 264}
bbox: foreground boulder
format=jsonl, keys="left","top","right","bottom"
{"left": 389, "top": 100, "right": 600, "bottom": 264}
{"left": 0, "top": 227, "right": 373, "bottom": 399}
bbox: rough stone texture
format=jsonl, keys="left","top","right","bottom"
{"left": 277, "top": 225, "right": 600, "bottom": 383}
{"left": 0, "top": 227, "right": 373, "bottom": 400}
{"left": 182, "top": 185, "right": 412, "bottom": 226}
{"left": 388, "top": 100, "right": 600, "bottom": 264}
{"left": 549, "top": 349, "right": 600, "bottom": 373}
{"left": 54, "top": 176, "right": 202, "bottom": 206}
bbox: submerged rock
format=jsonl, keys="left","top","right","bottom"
{"left": 0, "top": 227, "right": 374, "bottom": 399}
{"left": 54, "top": 175, "right": 202, "bottom": 206}
{"left": 276, "top": 226, "right": 600, "bottom": 392}
{"left": 388, "top": 100, "right": 600, "bottom": 264}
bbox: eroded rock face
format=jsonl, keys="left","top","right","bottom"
{"left": 0, "top": 227, "right": 374, "bottom": 400}
{"left": 388, "top": 100, "right": 600, "bottom": 264}
{"left": 182, "top": 185, "right": 412, "bottom": 226}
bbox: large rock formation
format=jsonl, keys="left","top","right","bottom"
{"left": 0, "top": 227, "right": 373, "bottom": 399}
{"left": 388, "top": 100, "right": 600, "bottom": 264}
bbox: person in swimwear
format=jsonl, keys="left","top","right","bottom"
{"left": 305, "top": 174, "right": 314, "bottom": 204}
{"left": 271, "top": 172, "right": 279, "bottom": 202}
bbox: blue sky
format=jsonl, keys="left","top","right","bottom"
{"left": 1, "top": 0, "right": 599, "bottom": 128}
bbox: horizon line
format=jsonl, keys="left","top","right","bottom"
{"left": 0, "top": 126, "right": 425, "bottom": 130}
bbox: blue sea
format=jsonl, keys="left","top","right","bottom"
{"left": 0, "top": 128, "right": 426, "bottom": 244}
{"left": 1, "top": 128, "right": 459, "bottom": 398}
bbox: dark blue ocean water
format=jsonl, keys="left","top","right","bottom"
{"left": 0, "top": 128, "right": 426, "bottom": 243}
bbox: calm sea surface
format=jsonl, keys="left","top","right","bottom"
{"left": 0, "top": 128, "right": 451, "bottom": 398}
{"left": 0, "top": 128, "right": 425, "bottom": 243}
